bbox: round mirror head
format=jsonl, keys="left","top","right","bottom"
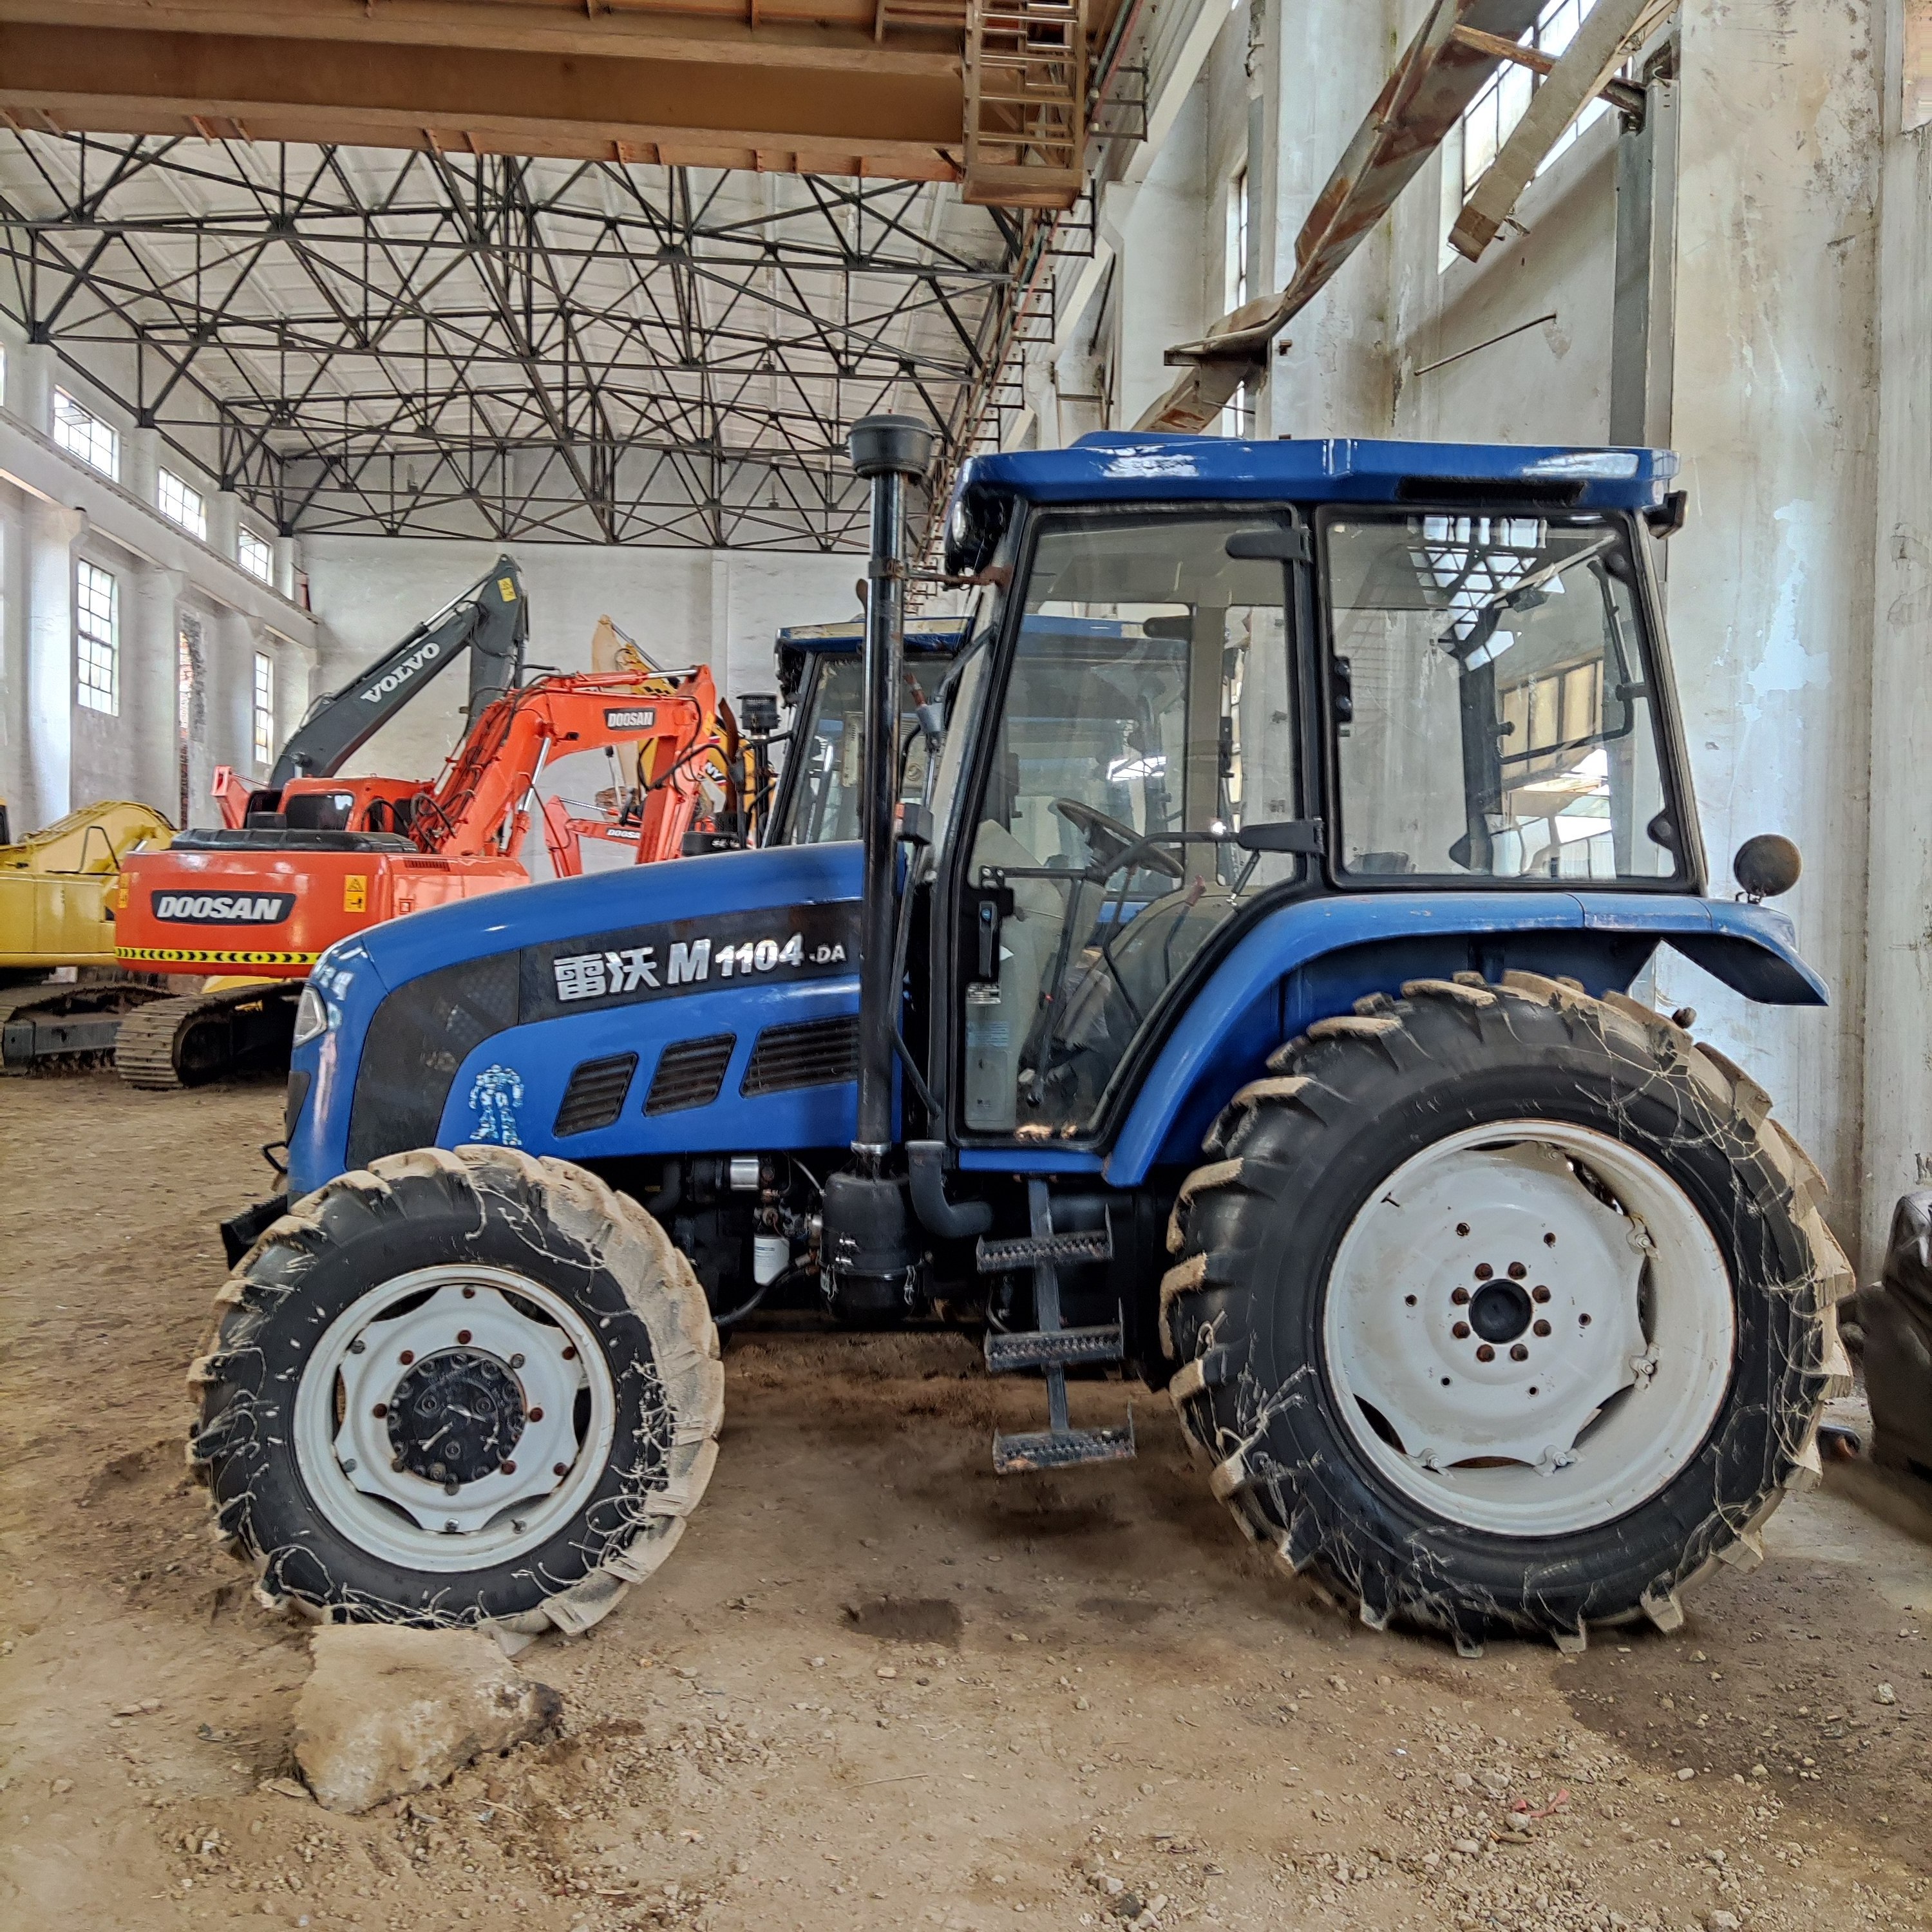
{"left": 1733, "top": 833, "right": 1802, "bottom": 902}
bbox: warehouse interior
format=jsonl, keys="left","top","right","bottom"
{"left": 4, "top": 0, "right": 1927, "bottom": 1267}
{"left": 4, "top": 3, "right": 1932, "bottom": 1926}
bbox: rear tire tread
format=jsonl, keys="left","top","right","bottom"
{"left": 1164, "top": 976, "right": 1841, "bottom": 1646}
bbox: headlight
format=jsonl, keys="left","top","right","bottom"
{"left": 292, "top": 983, "right": 330, "bottom": 1049}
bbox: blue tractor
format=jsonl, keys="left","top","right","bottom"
{"left": 189, "top": 422, "right": 1850, "bottom": 1654}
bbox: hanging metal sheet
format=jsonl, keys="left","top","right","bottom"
{"left": 1136, "top": 0, "right": 1546, "bottom": 433}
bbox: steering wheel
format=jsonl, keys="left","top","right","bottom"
{"left": 1050, "top": 797, "right": 1184, "bottom": 882}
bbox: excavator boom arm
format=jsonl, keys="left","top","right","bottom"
{"left": 268, "top": 558, "right": 527, "bottom": 786}
{"left": 427, "top": 668, "right": 726, "bottom": 863}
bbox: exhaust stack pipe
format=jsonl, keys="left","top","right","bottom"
{"left": 847, "top": 414, "right": 934, "bottom": 1162}
{"left": 820, "top": 415, "right": 934, "bottom": 1318}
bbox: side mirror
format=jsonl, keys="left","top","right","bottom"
{"left": 1734, "top": 833, "right": 1801, "bottom": 903}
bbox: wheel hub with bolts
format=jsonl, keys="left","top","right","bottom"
{"left": 388, "top": 1350, "right": 527, "bottom": 1490}
{"left": 295, "top": 1267, "right": 616, "bottom": 1565}
{"left": 1325, "top": 1121, "right": 1736, "bottom": 1535}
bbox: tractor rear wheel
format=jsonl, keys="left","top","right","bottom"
{"left": 1161, "top": 972, "right": 1851, "bottom": 1652}
{"left": 189, "top": 1144, "right": 722, "bottom": 1638}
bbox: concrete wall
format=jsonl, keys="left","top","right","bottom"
{"left": 1861, "top": 0, "right": 1932, "bottom": 1249}
{"left": 299, "top": 537, "right": 867, "bottom": 785}
{"left": 1200, "top": 0, "right": 1885, "bottom": 1258}
{"left": 0, "top": 391, "right": 317, "bottom": 838}
{"left": 1649, "top": 0, "right": 1881, "bottom": 1242}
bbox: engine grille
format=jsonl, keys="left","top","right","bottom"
{"left": 741, "top": 1014, "right": 860, "bottom": 1096}
{"left": 643, "top": 1034, "right": 735, "bottom": 1115}
{"left": 553, "top": 1052, "right": 638, "bottom": 1137}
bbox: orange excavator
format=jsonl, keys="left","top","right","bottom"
{"left": 114, "top": 565, "right": 736, "bottom": 1088}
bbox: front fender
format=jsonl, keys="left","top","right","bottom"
{"left": 1103, "top": 892, "right": 1824, "bottom": 1188}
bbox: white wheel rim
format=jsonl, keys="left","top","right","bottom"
{"left": 1321, "top": 1120, "right": 1735, "bottom": 1537}
{"left": 292, "top": 1264, "right": 619, "bottom": 1573}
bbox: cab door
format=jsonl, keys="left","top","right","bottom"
{"left": 942, "top": 509, "right": 1308, "bottom": 1142}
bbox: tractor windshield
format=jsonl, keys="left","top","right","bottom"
{"left": 773, "top": 652, "right": 951, "bottom": 846}
{"left": 1321, "top": 511, "right": 1678, "bottom": 883}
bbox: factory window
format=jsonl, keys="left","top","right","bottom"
{"left": 252, "top": 651, "right": 276, "bottom": 770}
{"left": 158, "top": 469, "right": 208, "bottom": 540}
{"left": 1461, "top": 0, "right": 1613, "bottom": 198}
{"left": 53, "top": 389, "right": 118, "bottom": 478}
{"left": 238, "top": 528, "right": 274, "bottom": 583}
{"left": 76, "top": 561, "right": 119, "bottom": 715}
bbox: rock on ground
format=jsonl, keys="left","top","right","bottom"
{"left": 292, "top": 1624, "right": 562, "bottom": 1814}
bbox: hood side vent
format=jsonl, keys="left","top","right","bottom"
{"left": 741, "top": 1014, "right": 860, "bottom": 1095}
{"left": 554, "top": 1052, "right": 638, "bottom": 1137}
{"left": 644, "top": 1034, "right": 736, "bottom": 1115}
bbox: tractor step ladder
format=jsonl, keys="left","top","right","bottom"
{"left": 979, "top": 1178, "right": 1133, "bottom": 1472}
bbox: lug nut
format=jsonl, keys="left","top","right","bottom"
{"left": 348, "top": 1338, "right": 366, "bottom": 1355}
{"left": 444, "top": 1519, "right": 459, "bottom": 1533}
{"left": 1451, "top": 1286, "right": 1470, "bottom": 1305}
{"left": 1533, "top": 1319, "right": 1551, "bottom": 1337}
{"left": 462, "top": 1286, "right": 476, "bottom": 1299}
{"left": 1507, "top": 1262, "right": 1527, "bottom": 1280}
{"left": 1476, "top": 1344, "right": 1495, "bottom": 1362}
{"left": 341, "top": 1457, "right": 358, "bottom": 1474}
{"left": 372, "top": 1402, "right": 388, "bottom": 1418}
{"left": 1532, "top": 1285, "right": 1551, "bottom": 1303}
{"left": 553, "top": 1461, "right": 569, "bottom": 1477}
{"left": 457, "top": 1329, "right": 472, "bottom": 1345}
{"left": 527, "top": 1407, "right": 544, "bottom": 1423}
{"left": 444, "top": 1479, "right": 460, "bottom": 1496}
{"left": 1455, "top": 1223, "right": 1470, "bottom": 1237}
{"left": 509, "top": 1352, "right": 526, "bottom": 1368}
{"left": 1474, "top": 1263, "right": 1493, "bottom": 1281}
{"left": 1510, "top": 1343, "right": 1529, "bottom": 1362}
{"left": 500, "top": 1461, "right": 516, "bottom": 1475}
{"left": 399, "top": 1350, "right": 415, "bottom": 1365}
{"left": 1452, "top": 1321, "right": 1471, "bottom": 1340}
{"left": 562, "top": 1345, "right": 578, "bottom": 1361}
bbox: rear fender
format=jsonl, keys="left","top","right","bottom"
{"left": 1102, "top": 893, "right": 1824, "bottom": 1186}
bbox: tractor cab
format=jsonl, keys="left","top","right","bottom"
{"left": 769, "top": 616, "right": 968, "bottom": 846}
{"left": 908, "top": 437, "right": 1694, "bottom": 1154}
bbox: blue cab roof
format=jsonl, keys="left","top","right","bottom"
{"left": 956, "top": 434, "right": 1680, "bottom": 513}
{"left": 777, "top": 616, "right": 970, "bottom": 656}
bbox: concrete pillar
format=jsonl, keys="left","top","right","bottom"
{"left": 10, "top": 342, "right": 54, "bottom": 433}
{"left": 25, "top": 500, "right": 85, "bottom": 827}
{"left": 207, "top": 488, "right": 242, "bottom": 561}
{"left": 1114, "top": 88, "right": 1208, "bottom": 428}
{"left": 1263, "top": 0, "right": 1396, "bottom": 439}
{"left": 1859, "top": 1, "right": 1932, "bottom": 1255}
{"left": 0, "top": 489, "right": 26, "bottom": 823}
{"left": 273, "top": 533, "right": 301, "bottom": 602}
{"left": 1649, "top": 0, "right": 1881, "bottom": 1259}
{"left": 133, "top": 564, "right": 185, "bottom": 816}
{"left": 125, "top": 424, "right": 162, "bottom": 511}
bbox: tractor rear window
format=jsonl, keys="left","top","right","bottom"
{"left": 1323, "top": 512, "right": 1679, "bottom": 885}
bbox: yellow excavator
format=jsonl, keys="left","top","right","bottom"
{"left": 0, "top": 797, "right": 176, "bottom": 1069}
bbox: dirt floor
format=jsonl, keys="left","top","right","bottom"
{"left": 3, "top": 1071, "right": 1931, "bottom": 1932}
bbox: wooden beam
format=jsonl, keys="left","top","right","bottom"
{"left": 0, "top": 21, "right": 966, "bottom": 178}
{"left": 0, "top": 0, "right": 963, "bottom": 77}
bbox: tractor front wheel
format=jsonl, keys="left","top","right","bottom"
{"left": 1162, "top": 972, "right": 1851, "bottom": 1651}
{"left": 189, "top": 1144, "right": 722, "bottom": 1637}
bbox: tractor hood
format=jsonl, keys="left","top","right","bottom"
{"left": 289, "top": 841, "right": 863, "bottom": 1194}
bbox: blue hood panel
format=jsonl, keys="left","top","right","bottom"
{"left": 290, "top": 843, "right": 865, "bottom": 1193}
